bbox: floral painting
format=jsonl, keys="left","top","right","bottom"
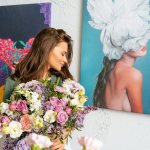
{"left": 0, "top": 3, "right": 51, "bottom": 101}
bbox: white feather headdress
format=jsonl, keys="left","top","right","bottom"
{"left": 87, "top": 0, "right": 150, "bottom": 60}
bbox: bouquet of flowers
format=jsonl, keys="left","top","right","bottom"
{"left": 0, "top": 76, "right": 97, "bottom": 149}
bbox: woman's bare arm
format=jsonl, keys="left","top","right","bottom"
{"left": 126, "top": 69, "right": 143, "bottom": 113}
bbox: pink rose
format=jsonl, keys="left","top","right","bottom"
{"left": 0, "top": 116, "right": 10, "bottom": 125}
{"left": 9, "top": 101, "right": 17, "bottom": 111}
{"left": 54, "top": 106, "right": 63, "bottom": 112}
{"left": 65, "top": 106, "right": 72, "bottom": 115}
{"left": 57, "top": 111, "right": 68, "bottom": 125}
{"left": 25, "top": 133, "right": 53, "bottom": 148}
{"left": 16, "top": 100, "right": 28, "bottom": 114}
{"left": 50, "top": 97, "right": 60, "bottom": 106}
{"left": 78, "top": 136, "right": 103, "bottom": 150}
{"left": 50, "top": 97, "right": 66, "bottom": 106}
{"left": 60, "top": 99, "right": 68, "bottom": 107}
{"left": 22, "top": 108, "right": 28, "bottom": 114}
{"left": 20, "top": 114, "right": 31, "bottom": 132}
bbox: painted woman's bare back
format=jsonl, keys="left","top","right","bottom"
{"left": 104, "top": 62, "right": 132, "bottom": 112}
{"left": 104, "top": 79, "right": 131, "bottom": 112}
{"left": 104, "top": 59, "right": 143, "bottom": 113}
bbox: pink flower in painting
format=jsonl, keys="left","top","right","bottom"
{"left": 0, "top": 38, "right": 15, "bottom": 69}
{"left": 0, "top": 38, "right": 14, "bottom": 51}
{"left": 0, "top": 38, "right": 34, "bottom": 71}
{"left": 26, "top": 37, "right": 34, "bottom": 47}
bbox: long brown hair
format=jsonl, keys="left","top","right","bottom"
{"left": 93, "top": 56, "right": 117, "bottom": 107}
{"left": 12, "top": 27, "right": 73, "bottom": 82}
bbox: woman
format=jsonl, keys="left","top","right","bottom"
{"left": 3, "top": 27, "right": 73, "bottom": 150}
{"left": 87, "top": 0, "right": 150, "bottom": 113}
{"left": 94, "top": 46, "right": 146, "bottom": 113}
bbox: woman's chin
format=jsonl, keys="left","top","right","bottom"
{"left": 54, "top": 67, "right": 61, "bottom": 72}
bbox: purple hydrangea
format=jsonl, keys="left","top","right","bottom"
{"left": 14, "top": 138, "right": 30, "bottom": 150}
{"left": 3, "top": 136, "right": 29, "bottom": 150}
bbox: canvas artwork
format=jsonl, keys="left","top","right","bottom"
{"left": 80, "top": 0, "right": 150, "bottom": 114}
{"left": 0, "top": 3, "right": 51, "bottom": 101}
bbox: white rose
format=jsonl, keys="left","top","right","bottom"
{"left": 31, "top": 92, "right": 39, "bottom": 101}
{"left": 30, "top": 115, "right": 43, "bottom": 131}
{"left": 44, "top": 110, "right": 57, "bottom": 123}
{"left": 0, "top": 102, "right": 13, "bottom": 116}
{"left": 70, "top": 98, "right": 80, "bottom": 106}
{"left": 29, "top": 100, "right": 42, "bottom": 111}
{"left": 18, "top": 83, "right": 25, "bottom": 88}
{"left": 0, "top": 132, "right": 3, "bottom": 138}
{"left": 0, "top": 102, "right": 9, "bottom": 114}
{"left": 9, "top": 121, "right": 23, "bottom": 139}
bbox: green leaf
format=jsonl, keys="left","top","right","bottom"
{"left": 19, "top": 40, "right": 26, "bottom": 47}
{"left": 31, "top": 144, "right": 43, "bottom": 150}
{"left": 14, "top": 41, "right": 17, "bottom": 48}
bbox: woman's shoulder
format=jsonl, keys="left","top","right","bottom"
{"left": 127, "top": 68, "right": 142, "bottom": 81}
{"left": 3, "top": 76, "right": 19, "bottom": 101}
{"left": 6, "top": 76, "right": 15, "bottom": 82}
{"left": 50, "top": 75, "right": 63, "bottom": 85}
{"left": 5, "top": 76, "right": 20, "bottom": 85}
{"left": 114, "top": 62, "right": 142, "bottom": 78}
{"left": 112, "top": 64, "right": 142, "bottom": 89}
{"left": 124, "top": 68, "right": 143, "bottom": 89}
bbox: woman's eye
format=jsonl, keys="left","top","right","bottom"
{"left": 62, "top": 52, "right": 67, "bottom": 57}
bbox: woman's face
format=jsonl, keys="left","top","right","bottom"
{"left": 127, "top": 46, "right": 147, "bottom": 57}
{"left": 47, "top": 41, "right": 68, "bottom": 71}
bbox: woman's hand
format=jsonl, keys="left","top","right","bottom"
{"left": 51, "top": 139, "right": 65, "bottom": 150}
{"left": 51, "top": 129, "right": 74, "bottom": 150}
{"left": 50, "top": 129, "right": 69, "bottom": 150}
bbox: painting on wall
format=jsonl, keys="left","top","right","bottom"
{"left": 0, "top": 3, "right": 51, "bottom": 101}
{"left": 80, "top": 0, "right": 150, "bottom": 114}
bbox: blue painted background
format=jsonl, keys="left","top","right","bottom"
{"left": 80, "top": 0, "right": 150, "bottom": 114}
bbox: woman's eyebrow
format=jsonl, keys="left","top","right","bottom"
{"left": 62, "top": 50, "right": 67, "bottom": 54}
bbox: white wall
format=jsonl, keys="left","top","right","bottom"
{"left": 70, "top": 109, "right": 150, "bottom": 150}
{"left": 0, "top": 0, "right": 82, "bottom": 81}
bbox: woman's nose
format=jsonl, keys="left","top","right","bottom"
{"left": 63, "top": 56, "right": 67, "bottom": 64}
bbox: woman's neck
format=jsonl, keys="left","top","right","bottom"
{"left": 119, "top": 53, "right": 136, "bottom": 67}
{"left": 42, "top": 70, "right": 51, "bottom": 80}
{"left": 42, "top": 73, "right": 48, "bottom": 80}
